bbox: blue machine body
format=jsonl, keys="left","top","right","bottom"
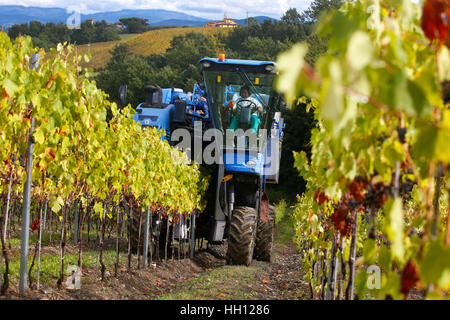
{"left": 133, "top": 84, "right": 210, "bottom": 140}
{"left": 223, "top": 152, "right": 264, "bottom": 175}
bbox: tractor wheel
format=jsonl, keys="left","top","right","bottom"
{"left": 254, "top": 204, "right": 275, "bottom": 262}
{"left": 226, "top": 206, "right": 257, "bottom": 266}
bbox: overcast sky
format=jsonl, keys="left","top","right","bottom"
{"left": 0, "top": 0, "right": 313, "bottom": 20}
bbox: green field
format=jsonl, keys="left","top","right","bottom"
{"left": 118, "top": 33, "right": 136, "bottom": 40}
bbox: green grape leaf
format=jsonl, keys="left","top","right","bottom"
{"left": 392, "top": 72, "right": 431, "bottom": 117}
{"left": 2, "top": 78, "right": 19, "bottom": 97}
{"left": 381, "top": 139, "right": 405, "bottom": 167}
{"left": 378, "top": 245, "right": 392, "bottom": 271}
{"left": 420, "top": 240, "right": 446, "bottom": 286}
{"left": 94, "top": 202, "right": 103, "bottom": 215}
{"left": 363, "top": 239, "right": 377, "bottom": 265}
{"left": 438, "top": 46, "right": 450, "bottom": 82}
{"left": 276, "top": 43, "right": 308, "bottom": 104}
{"left": 34, "top": 128, "right": 45, "bottom": 145}
{"left": 384, "top": 197, "right": 404, "bottom": 263}
{"left": 346, "top": 31, "right": 374, "bottom": 71}
{"left": 50, "top": 196, "right": 64, "bottom": 213}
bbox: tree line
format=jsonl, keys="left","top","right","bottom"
{"left": 6, "top": 17, "right": 171, "bottom": 51}
{"left": 7, "top": 20, "right": 120, "bottom": 50}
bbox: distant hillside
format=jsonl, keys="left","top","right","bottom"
{"left": 83, "top": 9, "right": 209, "bottom": 25}
{"left": 76, "top": 27, "right": 229, "bottom": 70}
{"left": 0, "top": 5, "right": 278, "bottom": 28}
{"left": 0, "top": 5, "right": 69, "bottom": 26}
{"left": 0, "top": 5, "right": 208, "bottom": 27}
{"left": 152, "top": 19, "right": 207, "bottom": 27}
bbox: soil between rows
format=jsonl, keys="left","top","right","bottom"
{"left": 0, "top": 236, "right": 308, "bottom": 300}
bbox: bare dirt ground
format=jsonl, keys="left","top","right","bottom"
{"left": 0, "top": 235, "right": 308, "bottom": 300}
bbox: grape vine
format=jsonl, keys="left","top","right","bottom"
{"left": 0, "top": 32, "right": 208, "bottom": 293}
{"left": 276, "top": 0, "right": 450, "bottom": 299}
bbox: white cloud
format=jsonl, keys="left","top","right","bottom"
{"left": 0, "top": 0, "right": 313, "bottom": 19}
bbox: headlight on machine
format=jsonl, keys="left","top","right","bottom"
{"left": 246, "top": 160, "right": 257, "bottom": 167}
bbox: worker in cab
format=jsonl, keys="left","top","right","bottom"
{"left": 226, "top": 85, "right": 264, "bottom": 132}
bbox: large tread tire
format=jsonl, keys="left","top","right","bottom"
{"left": 226, "top": 206, "right": 257, "bottom": 266}
{"left": 254, "top": 205, "right": 275, "bottom": 262}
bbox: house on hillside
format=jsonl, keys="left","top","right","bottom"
{"left": 86, "top": 19, "right": 94, "bottom": 25}
{"left": 205, "top": 14, "right": 239, "bottom": 28}
{"left": 113, "top": 22, "right": 124, "bottom": 31}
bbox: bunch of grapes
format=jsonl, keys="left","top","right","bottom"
{"left": 364, "top": 182, "right": 390, "bottom": 209}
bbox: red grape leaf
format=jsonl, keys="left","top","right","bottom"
{"left": 421, "top": 0, "right": 450, "bottom": 46}
{"left": 400, "top": 260, "right": 420, "bottom": 298}
{"left": 31, "top": 218, "right": 40, "bottom": 232}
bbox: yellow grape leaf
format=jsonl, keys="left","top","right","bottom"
{"left": 385, "top": 197, "right": 404, "bottom": 263}
{"left": 276, "top": 43, "right": 308, "bottom": 104}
